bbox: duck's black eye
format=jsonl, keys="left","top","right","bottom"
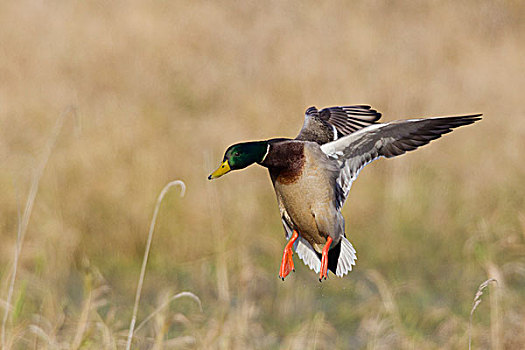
{"left": 234, "top": 152, "right": 240, "bottom": 157}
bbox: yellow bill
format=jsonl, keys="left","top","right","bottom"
{"left": 208, "top": 160, "right": 231, "bottom": 180}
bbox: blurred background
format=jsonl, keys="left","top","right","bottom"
{"left": 1, "top": 1, "right": 524, "bottom": 349}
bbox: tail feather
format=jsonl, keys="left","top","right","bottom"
{"left": 314, "top": 235, "right": 357, "bottom": 277}
{"left": 295, "top": 233, "right": 357, "bottom": 278}
{"left": 294, "top": 237, "right": 321, "bottom": 273}
{"left": 335, "top": 235, "right": 357, "bottom": 277}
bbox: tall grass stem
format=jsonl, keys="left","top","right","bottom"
{"left": 469, "top": 278, "right": 498, "bottom": 350}
{"left": 134, "top": 291, "right": 202, "bottom": 333}
{"left": 125, "top": 180, "right": 186, "bottom": 350}
{"left": 1, "top": 106, "right": 75, "bottom": 349}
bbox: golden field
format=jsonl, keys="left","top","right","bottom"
{"left": 1, "top": 1, "right": 524, "bottom": 349}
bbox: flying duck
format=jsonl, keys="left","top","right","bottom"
{"left": 208, "top": 105, "right": 481, "bottom": 281}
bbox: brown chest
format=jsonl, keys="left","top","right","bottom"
{"left": 264, "top": 141, "right": 306, "bottom": 185}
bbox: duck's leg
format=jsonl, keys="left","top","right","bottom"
{"left": 319, "top": 236, "right": 333, "bottom": 282}
{"left": 279, "top": 230, "right": 299, "bottom": 280}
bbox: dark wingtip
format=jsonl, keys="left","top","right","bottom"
{"left": 461, "top": 113, "right": 483, "bottom": 120}
{"left": 448, "top": 113, "right": 483, "bottom": 127}
{"left": 452, "top": 113, "right": 483, "bottom": 120}
{"left": 305, "top": 106, "right": 318, "bottom": 116}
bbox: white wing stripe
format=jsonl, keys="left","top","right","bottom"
{"left": 320, "top": 123, "right": 385, "bottom": 155}
{"left": 331, "top": 125, "right": 338, "bottom": 141}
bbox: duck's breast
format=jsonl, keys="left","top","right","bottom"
{"left": 273, "top": 143, "right": 341, "bottom": 250}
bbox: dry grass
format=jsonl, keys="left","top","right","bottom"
{"left": 126, "top": 180, "right": 186, "bottom": 349}
{"left": 1, "top": 0, "right": 525, "bottom": 349}
{"left": 469, "top": 278, "right": 497, "bottom": 350}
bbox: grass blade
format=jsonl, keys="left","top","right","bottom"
{"left": 125, "top": 180, "right": 186, "bottom": 350}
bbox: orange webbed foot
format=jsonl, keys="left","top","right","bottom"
{"left": 279, "top": 247, "right": 295, "bottom": 280}
{"left": 319, "top": 236, "right": 333, "bottom": 282}
{"left": 279, "top": 230, "right": 299, "bottom": 281}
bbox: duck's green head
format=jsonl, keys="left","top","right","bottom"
{"left": 208, "top": 141, "right": 269, "bottom": 180}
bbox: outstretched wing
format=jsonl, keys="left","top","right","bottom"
{"left": 320, "top": 114, "right": 482, "bottom": 207}
{"left": 296, "top": 105, "right": 382, "bottom": 145}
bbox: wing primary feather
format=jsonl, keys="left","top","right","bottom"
{"left": 321, "top": 113, "right": 481, "bottom": 208}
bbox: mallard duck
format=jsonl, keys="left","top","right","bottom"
{"left": 208, "top": 105, "right": 481, "bottom": 281}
